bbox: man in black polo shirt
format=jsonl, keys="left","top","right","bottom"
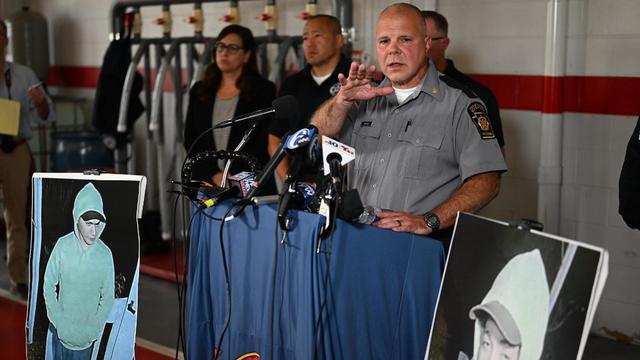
{"left": 422, "top": 10, "right": 505, "bottom": 151}
{"left": 619, "top": 116, "right": 640, "bottom": 230}
{"left": 268, "top": 14, "right": 351, "bottom": 181}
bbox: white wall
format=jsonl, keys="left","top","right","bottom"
{"left": 435, "top": 0, "right": 640, "bottom": 341}
{"left": 14, "top": 0, "right": 640, "bottom": 342}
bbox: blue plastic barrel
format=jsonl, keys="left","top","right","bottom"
{"left": 50, "top": 132, "right": 114, "bottom": 172}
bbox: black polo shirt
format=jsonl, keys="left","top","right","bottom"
{"left": 444, "top": 59, "right": 505, "bottom": 147}
{"left": 619, "top": 116, "right": 640, "bottom": 229}
{"left": 270, "top": 54, "right": 351, "bottom": 138}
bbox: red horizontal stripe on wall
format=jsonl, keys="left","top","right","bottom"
{"left": 563, "top": 76, "right": 640, "bottom": 116}
{"left": 47, "top": 66, "right": 187, "bottom": 93}
{"left": 45, "top": 65, "right": 640, "bottom": 116}
{"left": 472, "top": 74, "right": 640, "bottom": 116}
{"left": 472, "top": 74, "right": 545, "bottom": 112}
{"left": 47, "top": 66, "right": 100, "bottom": 88}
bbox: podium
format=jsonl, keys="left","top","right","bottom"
{"left": 186, "top": 203, "right": 445, "bottom": 359}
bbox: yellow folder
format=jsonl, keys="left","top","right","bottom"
{"left": 0, "top": 98, "right": 20, "bottom": 136}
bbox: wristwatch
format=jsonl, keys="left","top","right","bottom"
{"left": 423, "top": 211, "right": 440, "bottom": 231}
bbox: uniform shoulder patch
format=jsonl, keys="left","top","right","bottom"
{"left": 439, "top": 74, "right": 478, "bottom": 98}
{"left": 467, "top": 102, "right": 496, "bottom": 140}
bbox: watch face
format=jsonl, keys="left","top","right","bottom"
{"left": 425, "top": 212, "right": 440, "bottom": 230}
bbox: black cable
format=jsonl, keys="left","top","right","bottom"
{"left": 179, "top": 196, "right": 194, "bottom": 358}
{"left": 170, "top": 193, "right": 184, "bottom": 360}
{"left": 277, "top": 216, "right": 289, "bottom": 359}
{"left": 312, "top": 184, "right": 340, "bottom": 360}
{"left": 174, "top": 194, "right": 206, "bottom": 360}
{"left": 213, "top": 199, "right": 243, "bottom": 359}
{"left": 268, "top": 209, "right": 281, "bottom": 360}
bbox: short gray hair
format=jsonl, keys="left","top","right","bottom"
{"left": 421, "top": 10, "right": 449, "bottom": 36}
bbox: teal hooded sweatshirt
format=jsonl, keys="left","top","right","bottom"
{"left": 43, "top": 182, "right": 115, "bottom": 350}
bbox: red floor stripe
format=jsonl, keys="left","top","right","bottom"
{"left": 140, "top": 246, "right": 184, "bottom": 283}
{"left": 0, "top": 295, "right": 173, "bottom": 359}
{"left": 0, "top": 296, "right": 28, "bottom": 359}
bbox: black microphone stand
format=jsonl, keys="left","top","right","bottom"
{"left": 220, "top": 121, "right": 258, "bottom": 188}
{"left": 277, "top": 152, "right": 304, "bottom": 232}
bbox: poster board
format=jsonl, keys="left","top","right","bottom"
{"left": 26, "top": 173, "right": 146, "bottom": 359}
{"left": 424, "top": 213, "right": 608, "bottom": 360}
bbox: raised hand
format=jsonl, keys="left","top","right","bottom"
{"left": 336, "top": 62, "right": 393, "bottom": 104}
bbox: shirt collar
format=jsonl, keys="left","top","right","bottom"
{"left": 420, "top": 60, "right": 444, "bottom": 101}
{"left": 378, "top": 60, "right": 444, "bottom": 103}
{"left": 303, "top": 53, "right": 350, "bottom": 83}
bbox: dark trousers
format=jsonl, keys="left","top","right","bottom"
{"left": 49, "top": 324, "right": 93, "bottom": 360}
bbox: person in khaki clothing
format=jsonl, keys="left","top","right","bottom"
{"left": 0, "top": 19, "right": 54, "bottom": 299}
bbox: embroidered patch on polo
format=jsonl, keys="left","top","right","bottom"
{"left": 467, "top": 102, "right": 496, "bottom": 140}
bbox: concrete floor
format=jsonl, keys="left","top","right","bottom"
{"left": 2, "top": 238, "right": 639, "bottom": 359}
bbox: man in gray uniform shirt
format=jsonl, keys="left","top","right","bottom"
{"left": 310, "top": 3, "right": 506, "bottom": 244}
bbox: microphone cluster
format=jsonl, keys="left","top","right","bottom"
{"left": 180, "top": 95, "right": 381, "bottom": 237}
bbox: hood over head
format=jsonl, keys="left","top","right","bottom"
{"left": 72, "top": 183, "right": 107, "bottom": 241}
{"left": 470, "top": 249, "right": 550, "bottom": 360}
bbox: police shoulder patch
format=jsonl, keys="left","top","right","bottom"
{"left": 467, "top": 102, "right": 496, "bottom": 140}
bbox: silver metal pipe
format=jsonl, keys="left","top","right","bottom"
{"left": 117, "top": 40, "right": 151, "bottom": 134}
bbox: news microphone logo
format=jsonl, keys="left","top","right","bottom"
{"left": 296, "top": 182, "right": 316, "bottom": 204}
{"left": 285, "top": 127, "right": 317, "bottom": 150}
{"left": 321, "top": 136, "right": 355, "bottom": 176}
{"left": 228, "top": 171, "right": 256, "bottom": 198}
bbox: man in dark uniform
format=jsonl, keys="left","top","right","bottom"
{"left": 268, "top": 14, "right": 351, "bottom": 181}
{"left": 619, "top": 116, "right": 640, "bottom": 229}
{"left": 422, "top": 10, "right": 505, "bottom": 152}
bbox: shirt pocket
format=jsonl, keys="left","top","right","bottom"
{"left": 398, "top": 122, "right": 445, "bottom": 180}
{"left": 352, "top": 121, "right": 383, "bottom": 171}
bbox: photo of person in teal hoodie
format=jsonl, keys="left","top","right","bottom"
{"left": 43, "top": 182, "right": 115, "bottom": 359}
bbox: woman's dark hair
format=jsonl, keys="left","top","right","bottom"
{"left": 198, "top": 24, "right": 260, "bottom": 102}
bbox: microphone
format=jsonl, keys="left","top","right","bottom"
{"left": 196, "top": 171, "right": 256, "bottom": 209}
{"left": 246, "top": 126, "right": 318, "bottom": 200}
{"left": 227, "top": 171, "right": 256, "bottom": 198}
{"left": 339, "top": 189, "right": 380, "bottom": 225}
{"left": 326, "top": 152, "right": 344, "bottom": 191}
{"left": 214, "top": 95, "right": 298, "bottom": 129}
{"left": 321, "top": 136, "right": 355, "bottom": 192}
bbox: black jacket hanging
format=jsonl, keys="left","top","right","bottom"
{"left": 92, "top": 34, "right": 144, "bottom": 143}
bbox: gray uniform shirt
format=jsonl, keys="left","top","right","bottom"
{"left": 339, "top": 62, "right": 507, "bottom": 214}
{"left": 0, "top": 62, "right": 55, "bottom": 140}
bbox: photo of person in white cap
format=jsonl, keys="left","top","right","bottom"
{"left": 458, "top": 249, "right": 550, "bottom": 360}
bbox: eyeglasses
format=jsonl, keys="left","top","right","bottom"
{"left": 215, "top": 42, "right": 243, "bottom": 54}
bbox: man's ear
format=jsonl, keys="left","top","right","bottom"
{"left": 336, "top": 33, "right": 345, "bottom": 49}
{"left": 442, "top": 37, "right": 451, "bottom": 50}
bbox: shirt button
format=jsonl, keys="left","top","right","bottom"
{"left": 387, "top": 133, "right": 392, "bottom": 138}
{"left": 372, "top": 183, "right": 377, "bottom": 189}
{"left": 416, "top": 138, "right": 422, "bottom": 144}
{"left": 380, "top": 158, "right": 385, "bottom": 163}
